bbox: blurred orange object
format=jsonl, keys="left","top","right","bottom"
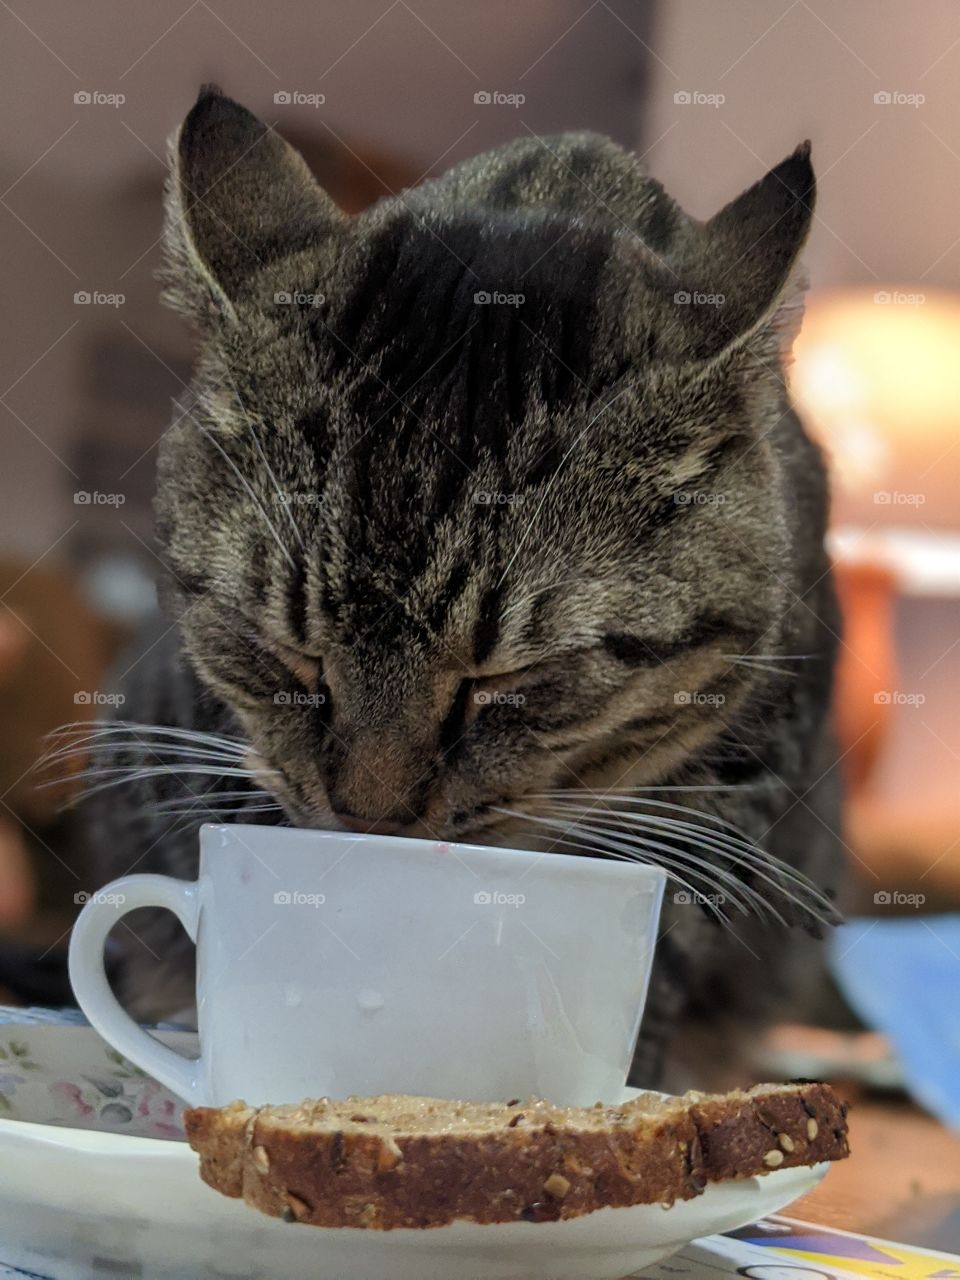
{"left": 0, "top": 559, "right": 125, "bottom": 931}
{"left": 0, "top": 815, "right": 34, "bottom": 926}
{"left": 832, "top": 559, "right": 898, "bottom": 797}
{"left": 0, "top": 559, "right": 119, "bottom": 822}
{"left": 0, "top": 608, "right": 36, "bottom": 926}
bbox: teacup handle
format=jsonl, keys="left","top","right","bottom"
{"left": 68, "top": 874, "right": 203, "bottom": 1105}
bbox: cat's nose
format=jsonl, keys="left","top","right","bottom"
{"left": 334, "top": 811, "right": 402, "bottom": 836}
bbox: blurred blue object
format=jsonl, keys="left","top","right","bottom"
{"left": 830, "top": 916, "right": 960, "bottom": 1129}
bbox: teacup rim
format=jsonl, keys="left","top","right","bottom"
{"left": 200, "top": 822, "right": 667, "bottom": 887}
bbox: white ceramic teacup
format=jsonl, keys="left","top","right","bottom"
{"left": 69, "top": 824, "right": 665, "bottom": 1107}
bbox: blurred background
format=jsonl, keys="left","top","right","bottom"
{"left": 0, "top": 0, "right": 958, "bottom": 1243}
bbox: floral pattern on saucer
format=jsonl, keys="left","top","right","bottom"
{"left": 0, "top": 1009, "right": 194, "bottom": 1139}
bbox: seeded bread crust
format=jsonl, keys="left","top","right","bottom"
{"left": 185, "top": 1082, "right": 849, "bottom": 1230}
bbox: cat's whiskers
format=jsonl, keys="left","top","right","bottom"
{"left": 152, "top": 791, "right": 279, "bottom": 808}
{"left": 141, "top": 802, "right": 279, "bottom": 843}
{"left": 537, "top": 778, "right": 762, "bottom": 788}
{"left": 220, "top": 368, "right": 305, "bottom": 550}
{"left": 39, "top": 724, "right": 253, "bottom": 797}
{"left": 184, "top": 407, "right": 297, "bottom": 571}
{"left": 152, "top": 793, "right": 283, "bottom": 817}
{"left": 529, "top": 804, "right": 795, "bottom": 926}
{"left": 725, "top": 653, "right": 815, "bottom": 660}
{"left": 499, "top": 793, "right": 837, "bottom": 929}
{"left": 41, "top": 720, "right": 249, "bottom": 757}
{"left": 494, "top": 807, "right": 744, "bottom": 925}
{"left": 722, "top": 654, "right": 810, "bottom": 680}
{"left": 499, "top": 804, "right": 763, "bottom": 914}
{"left": 44, "top": 762, "right": 263, "bottom": 801}
{"left": 532, "top": 787, "right": 777, "bottom": 850}
{"left": 555, "top": 807, "right": 777, "bottom": 916}
{"left": 533, "top": 790, "right": 837, "bottom": 910}
{"left": 37, "top": 722, "right": 246, "bottom": 770}
{"left": 38, "top": 743, "right": 248, "bottom": 774}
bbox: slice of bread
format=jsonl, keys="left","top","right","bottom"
{"left": 185, "top": 1082, "right": 849, "bottom": 1230}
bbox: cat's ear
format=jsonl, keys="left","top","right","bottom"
{"left": 650, "top": 142, "right": 815, "bottom": 364}
{"left": 162, "top": 85, "right": 344, "bottom": 324}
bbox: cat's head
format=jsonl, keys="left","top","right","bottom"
{"left": 156, "top": 87, "right": 815, "bottom": 840}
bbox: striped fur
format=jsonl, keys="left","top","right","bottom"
{"left": 82, "top": 88, "right": 842, "bottom": 1088}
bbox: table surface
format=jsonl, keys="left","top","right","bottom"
{"left": 792, "top": 1094, "right": 960, "bottom": 1252}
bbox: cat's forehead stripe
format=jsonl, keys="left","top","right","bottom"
{"left": 318, "top": 213, "right": 615, "bottom": 434}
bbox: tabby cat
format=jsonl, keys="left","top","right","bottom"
{"left": 70, "top": 87, "right": 843, "bottom": 1089}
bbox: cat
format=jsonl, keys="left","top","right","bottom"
{"left": 71, "top": 86, "right": 843, "bottom": 1089}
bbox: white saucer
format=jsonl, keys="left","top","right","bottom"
{"left": 0, "top": 1092, "right": 829, "bottom": 1280}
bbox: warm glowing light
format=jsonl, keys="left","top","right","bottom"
{"left": 790, "top": 288, "right": 960, "bottom": 496}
